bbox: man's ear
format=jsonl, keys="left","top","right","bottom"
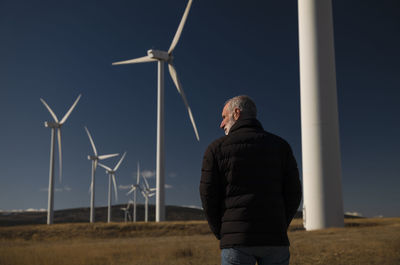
{"left": 233, "top": 108, "right": 241, "bottom": 121}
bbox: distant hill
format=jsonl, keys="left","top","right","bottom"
{"left": 294, "top": 211, "right": 364, "bottom": 219}
{"left": 0, "top": 205, "right": 205, "bottom": 226}
{"left": 0, "top": 206, "right": 361, "bottom": 226}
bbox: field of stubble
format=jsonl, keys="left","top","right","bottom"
{"left": 0, "top": 218, "right": 399, "bottom": 265}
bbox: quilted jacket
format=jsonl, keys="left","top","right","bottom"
{"left": 200, "top": 118, "right": 302, "bottom": 248}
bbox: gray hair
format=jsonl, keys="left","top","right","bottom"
{"left": 225, "top": 95, "right": 257, "bottom": 118}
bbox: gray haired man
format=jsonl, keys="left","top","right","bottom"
{"left": 200, "top": 95, "right": 302, "bottom": 265}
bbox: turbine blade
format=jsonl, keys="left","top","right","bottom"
{"left": 136, "top": 161, "right": 140, "bottom": 185}
{"left": 91, "top": 161, "right": 97, "bottom": 194}
{"left": 98, "top": 153, "right": 119, "bottom": 160}
{"left": 84, "top": 126, "right": 97, "bottom": 156}
{"left": 150, "top": 188, "right": 157, "bottom": 192}
{"left": 141, "top": 190, "right": 146, "bottom": 197}
{"left": 98, "top": 162, "right": 112, "bottom": 172}
{"left": 40, "top": 98, "right": 59, "bottom": 123}
{"left": 114, "top": 152, "right": 126, "bottom": 171}
{"left": 168, "top": 0, "right": 193, "bottom": 54}
{"left": 112, "top": 56, "right": 157, "bottom": 65}
{"left": 60, "top": 94, "right": 81, "bottom": 124}
{"left": 127, "top": 188, "right": 134, "bottom": 195}
{"left": 149, "top": 193, "right": 156, "bottom": 198}
{"left": 143, "top": 176, "right": 150, "bottom": 190}
{"left": 168, "top": 63, "right": 200, "bottom": 141}
{"left": 90, "top": 179, "right": 94, "bottom": 194}
{"left": 57, "top": 128, "right": 62, "bottom": 183}
{"left": 112, "top": 174, "right": 118, "bottom": 201}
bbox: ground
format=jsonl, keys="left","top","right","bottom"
{"left": 0, "top": 218, "right": 399, "bottom": 265}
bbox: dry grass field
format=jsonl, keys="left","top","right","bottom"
{"left": 0, "top": 218, "right": 399, "bottom": 265}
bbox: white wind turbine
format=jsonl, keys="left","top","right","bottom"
{"left": 84, "top": 126, "right": 119, "bottom": 223}
{"left": 40, "top": 94, "right": 81, "bottom": 225}
{"left": 141, "top": 175, "right": 156, "bottom": 222}
{"left": 98, "top": 152, "right": 127, "bottom": 223}
{"left": 121, "top": 200, "right": 133, "bottom": 222}
{"left": 298, "top": 0, "right": 344, "bottom": 230}
{"left": 112, "top": 0, "right": 198, "bottom": 222}
{"left": 126, "top": 161, "right": 141, "bottom": 222}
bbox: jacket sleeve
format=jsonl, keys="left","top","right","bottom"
{"left": 200, "top": 144, "right": 222, "bottom": 240}
{"left": 283, "top": 143, "right": 302, "bottom": 228}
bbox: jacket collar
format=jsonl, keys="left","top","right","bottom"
{"left": 229, "top": 118, "right": 263, "bottom": 134}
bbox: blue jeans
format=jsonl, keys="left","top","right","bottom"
{"left": 221, "top": 246, "right": 290, "bottom": 265}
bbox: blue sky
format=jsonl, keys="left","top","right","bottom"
{"left": 0, "top": 0, "right": 399, "bottom": 218}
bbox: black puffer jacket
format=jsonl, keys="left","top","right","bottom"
{"left": 200, "top": 118, "right": 302, "bottom": 248}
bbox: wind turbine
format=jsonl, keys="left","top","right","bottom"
{"left": 112, "top": 0, "right": 198, "bottom": 222}
{"left": 141, "top": 175, "right": 156, "bottom": 222}
{"left": 40, "top": 94, "right": 81, "bottom": 225}
{"left": 298, "top": 0, "right": 344, "bottom": 230}
{"left": 98, "top": 152, "right": 127, "bottom": 223}
{"left": 126, "top": 161, "right": 141, "bottom": 222}
{"left": 121, "top": 200, "right": 133, "bottom": 222}
{"left": 84, "top": 126, "right": 119, "bottom": 223}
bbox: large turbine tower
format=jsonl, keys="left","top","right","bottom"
{"left": 298, "top": 0, "right": 344, "bottom": 230}
{"left": 40, "top": 94, "right": 81, "bottom": 225}
{"left": 112, "top": 0, "right": 199, "bottom": 222}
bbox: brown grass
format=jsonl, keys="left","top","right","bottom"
{"left": 0, "top": 218, "right": 399, "bottom": 265}
{"left": 290, "top": 218, "right": 400, "bottom": 265}
{"left": 0, "top": 221, "right": 211, "bottom": 241}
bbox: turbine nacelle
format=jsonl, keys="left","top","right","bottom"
{"left": 147, "top": 49, "right": 171, "bottom": 61}
{"left": 44, "top": 121, "right": 60, "bottom": 128}
{"left": 87, "top": 155, "right": 97, "bottom": 160}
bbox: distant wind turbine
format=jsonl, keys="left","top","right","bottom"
{"left": 98, "top": 152, "right": 127, "bottom": 223}
{"left": 121, "top": 200, "right": 133, "bottom": 222}
{"left": 112, "top": 0, "right": 198, "bottom": 222}
{"left": 84, "top": 126, "right": 119, "bottom": 223}
{"left": 126, "top": 161, "right": 142, "bottom": 222}
{"left": 141, "top": 175, "right": 156, "bottom": 222}
{"left": 40, "top": 94, "right": 81, "bottom": 225}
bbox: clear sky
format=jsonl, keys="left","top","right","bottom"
{"left": 0, "top": 0, "right": 399, "bottom": 218}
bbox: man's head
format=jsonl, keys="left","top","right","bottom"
{"left": 220, "top": 95, "right": 257, "bottom": 135}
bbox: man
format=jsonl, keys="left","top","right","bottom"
{"left": 200, "top": 95, "right": 302, "bottom": 265}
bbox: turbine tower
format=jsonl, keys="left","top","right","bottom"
{"left": 84, "top": 126, "right": 119, "bottom": 223}
{"left": 141, "top": 175, "right": 156, "bottom": 222}
{"left": 126, "top": 162, "right": 142, "bottom": 222}
{"left": 40, "top": 94, "right": 81, "bottom": 225}
{"left": 112, "top": 0, "right": 199, "bottom": 222}
{"left": 99, "top": 152, "right": 127, "bottom": 223}
{"left": 298, "top": 0, "right": 344, "bottom": 230}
